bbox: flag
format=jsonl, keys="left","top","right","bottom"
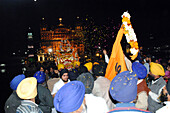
{"left": 105, "top": 28, "right": 127, "bottom": 81}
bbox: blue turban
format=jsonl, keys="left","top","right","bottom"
{"left": 54, "top": 81, "right": 85, "bottom": 113}
{"left": 10, "top": 74, "right": 25, "bottom": 90}
{"left": 109, "top": 71, "right": 138, "bottom": 103}
{"left": 132, "top": 62, "right": 147, "bottom": 79}
{"left": 33, "top": 71, "right": 46, "bottom": 84}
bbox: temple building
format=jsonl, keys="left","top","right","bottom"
{"left": 37, "top": 18, "right": 84, "bottom": 66}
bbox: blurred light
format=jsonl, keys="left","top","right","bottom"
{"left": 100, "top": 55, "right": 102, "bottom": 58}
{"left": 0, "top": 64, "right": 5, "bottom": 67}
{"left": 28, "top": 54, "right": 34, "bottom": 57}
{"left": 1, "top": 69, "right": 5, "bottom": 73}
{"left": 34, "top": 0, "right": 37, "bottom": 1}
{"left": 13, "top": 53, "right": 15, "bottom": 55}
{"left": 22, "top": 68, "right": 26, "bottom": 71}
{"left": 59, "top": 18, "right": 62, "bottom": 21}
{"left": 48, "top": 48, "right": 52, "bottom": 53}
{"left": 77, "top": 16, "right": 79, "bottom": 19}
{"left": 96, "top": 53, "right": 100, "bottom": 57}
{"left": 25, "top": 52, "right": 27, "bottom": 54}
{"left": 85, "top": 56, "right": 87, "bottom": 58}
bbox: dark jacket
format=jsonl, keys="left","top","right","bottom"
{"left": 37, "top": 84, "right": 54, "bottom": 113}
{"left": 4, "top": 91, "right": 22, "bottom": 113}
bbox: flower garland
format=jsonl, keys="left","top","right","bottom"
{"left": 121, "top": 11, "right": 139, "bottom": 60}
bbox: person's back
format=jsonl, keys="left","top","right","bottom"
{"left": 92, "top": 76, "right": 115, "bottom": 110}
{"left": 4, "top": 91, "right": 21, "bottom": 113}
{"left": 77, "top": 72, "right": 109, "bottom": 113}
{"left": 4, "top": 74, "right": 26, "bottom": 113}
{"left": 33, "top": 71, "right": 54, "bottom": 113}
{"left": 47, "top": 78, "right": 60, "bottom": 93}
{"left": 108, "top": 103, "right": 151, "bottom": 113}
{"left": 132, "top": 62, "right": 150, "bottom": 110}
{"left": 16, "top": 77, "right": 43, "bottom": 113}
{"left": 16, "top": 100, "right": 43, "bottom": 113}
{"left": 108, "top": 71, "right": 151, "bottom": 113}
{"left": 85, "top": 93, "right": 109, "bottom": 113}
{"left": 37, "top": 84, "right": 53, "bottom": 113}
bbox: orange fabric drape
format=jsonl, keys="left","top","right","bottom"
{"left": 105, "top": 28, "right": 127, "bottom": 81}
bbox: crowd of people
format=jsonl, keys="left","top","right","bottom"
{"left": 4, "top": 48, "right": 170, "bottom": 113}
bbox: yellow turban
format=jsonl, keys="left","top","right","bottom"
{"left": 73, "top": 61, "right": 80, "bottom": 68}
{"left": 16, "top": 77, "right": 37, "bottom": 99}
{"left": 84, "top": 62, "right": 93, "bottom": 71}
{"left": 93, "top": 62, "right": 99, "bottom": 65}
{"left": 58, "top": 64, "right": 65, "bottom": 70}
{"left": 150, "top": 62, "right": 165, "bottom": 76}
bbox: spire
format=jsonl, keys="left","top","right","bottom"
{"left": 58, "top": 18, "right": 64, "bottom": 26}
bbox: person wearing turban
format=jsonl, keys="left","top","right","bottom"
{"left": 68, "top": 69, "right": 79, "bottom": 81}
{"left": 73, "top": 61, "right": 80, "bottom": 71}
{"left": 108, "top": 71, "right": 151, "bottom": 113}
{"left": 16, "top": 77, "right": 43, "bottom": 113}
{"left": 4, "top": 74, "right": 25, "bottom": 113}
{"left": 148, "top": 62, "right": 167, "bottom": 113}
{"left": 51, "top": 69, "right": 70, "bottom": 98}
{"left": 77, "top": 72, "right": 109, "bottom": 113}
{"left": 84, "top": 62, "right": 93, "bottom": 73}
{"left": 33, "top": 71, "right": 53, "bottom": 113}
{"left": 132, "top": 62, "right": 150, "bottom": 110}
{"left": 78, "top": 65, "right": 88, "bottom": 75}
{"left": 92, "top": 63, "right": 115, "bottom": 110}
{"left": 57, "top": 64, "right": 65, "bottom": 71}
{"left": 54, "top": 81, "right": 86, "bottom": 113}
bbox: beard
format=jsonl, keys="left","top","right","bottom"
{"left": 62, "top": 79, "right": 68, "bottom": 82}
{"left": 148, "top": 74, "right": 155, "bottom": 81}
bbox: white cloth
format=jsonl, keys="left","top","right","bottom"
{"left": 104, "top": 54, "right": 109, "bottom": 64}
{"left": 92, "top": 76, "right": 115, "bottom": 110}
{"left": 156, "top": 101, "right": 170, "bottom": 113}
{"left": 51, "top": 79, "right": 70, "bottom": 95}
{"left": 51, "top": 108, "right": 58, "bottom": 113}
{"left": 144, "top": 63, "right": 150, "bottom": 74}
{"left": 135, "top": 79, "right": 148, "bottom": 110}
{"left": 85, "top": 93, "right": 109, "bottom": 113}
{"left": 124, "top": 55, "right": 132, "bottom": 71}
{"left": 135, "top": 91, "right": 148, "bottom": 110}
{"left": 137, "top": 79, "right": 143, "bottom": 85}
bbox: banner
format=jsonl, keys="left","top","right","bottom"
{"left": 105, "top": 28, "right": 127, "bottom": 81}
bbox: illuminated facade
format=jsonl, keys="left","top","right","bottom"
{"left": 37, "top": 18, "right": 84, "bottom": 63}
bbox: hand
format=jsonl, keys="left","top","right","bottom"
{"left": 103, "top": 49, "right": 107, "bottom": 55}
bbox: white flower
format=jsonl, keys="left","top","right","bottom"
{"left": 130, "top": 48, "right": 139, "bottom": 55}
{"left": 121, "top": 12, "right": 131, "bottom": 19}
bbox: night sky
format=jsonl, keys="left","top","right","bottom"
{"left": 1, "top": 0, "right": 170, "bottom": 58}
